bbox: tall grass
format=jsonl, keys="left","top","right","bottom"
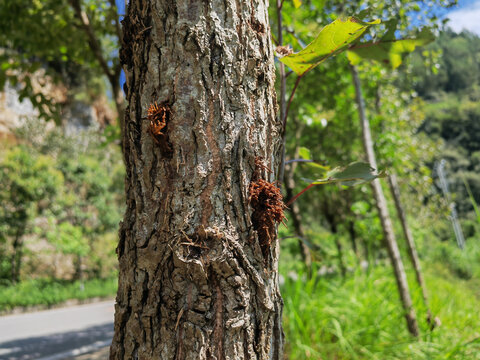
{"left": 281, "top": 263, "right": 480, "bottom": 359}
{"left": 463, "top": 176, "right": 480, "bottom": 226}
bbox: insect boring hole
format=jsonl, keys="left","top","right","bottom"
{"left": 147, "top": 101, "right": 173, "bottom": 156}
{"left": 249, "top": 158, "right": 286, "bottom": 258}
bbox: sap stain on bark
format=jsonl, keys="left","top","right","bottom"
{"left": 249, "top": 158, "right": 286, "bottom": 258}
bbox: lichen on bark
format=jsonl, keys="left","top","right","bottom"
{"left": 110, "top": 0, "right": 284, "bottom": 359}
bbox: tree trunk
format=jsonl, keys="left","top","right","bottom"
{"left": 110, "top": 1, "right": 284, "bottom": 359}
{"left": 11, "top": 237, "right": 21, "bottom": 283}
{"left": 112, "top": 81, "right": 126, "bottom": 127}
{"left": 73, "top": 254, "right": 83, "bottom": 281}
{"left": 275, "top": 0, "right": 287, "bottom": 183}
{"left": 70, "top": 0, "right": 125, "bottom": 128}
{"left": 112, "top": 81, "right": 126, "bottom": 144}
{"left": 346, "top": 219, "right": 360, "bottom": 261}
{"left": 283, "top": 118, "right": 312, "bottom": 272}
{"left": 343, "top": 191, "right": 360, "bottom": 263}
{"left": 11, "top": 227, "right": 24, "bottom": 284}
{"left": 350, "top": 65, "right": 419, "bottom": 337}
{"left": 284, "top": 176, "right": 312, "bottom": 272}
{"left": 332, "top": 228, "right": 346, "bottom": 278}
{"left": 324, "top": 209, "right": 346, "bottom": 278}
{"left": 388, "top": 173, "right": 433, "bottom": 326}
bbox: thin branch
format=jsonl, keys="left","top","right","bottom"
{"left": 69, "top": 0, "right": 114, "bottom": 84}
{"left": 283, "top": 74, "right": 303, "bottom": 133}
{"left": 276, "top": 0, "right": 287, "bottom": 183}
{"left": 349, "top": 38, "right": 404, "bottom": 51}
{"left": 276, "top": 0, "right": 286, "bottom": 124}
{"left": 285, "top": 159, "right": 314, "bottom": 165}
{"left": 108, "top": 0, "right": 123, "bottom": 46}
{"left": 285, "top": 28, "right": 306, "bottom": 49}
{"left": 271, "top": 34, "right": 279, "bottom": 46}
{"left": 286, "top": 183, "right": 315, "bottom": 207}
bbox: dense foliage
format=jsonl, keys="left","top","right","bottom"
{"left": 408, "top": 30, "right": 480, "bottom": 227}
{"left": 0, "top": 119, "right": 124, "bottom": 285}
{"left": 0, "top": 0, "right": 121, "bottom": 122}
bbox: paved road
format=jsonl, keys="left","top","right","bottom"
{"left": 0, "top": 301, "right": 114, "bottom": 360}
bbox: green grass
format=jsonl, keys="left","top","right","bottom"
{"left": 281, "top": 263, "right": 480, "bottom": 359}
{"left": 0, "top": 277, "right": 118, "bottom": 311}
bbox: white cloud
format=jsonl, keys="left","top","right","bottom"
{"left": 447, "top": 1, "right": 480, "bottom": 35}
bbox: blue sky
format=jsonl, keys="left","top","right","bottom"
{"left": 116, "top": 0, "right": 125, "bottom": 16}
{"left": 447, "top": 0, "right": 480, "bottom": 35}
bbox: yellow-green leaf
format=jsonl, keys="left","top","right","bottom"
{"left": 312, "top": 162, "right": 386, "bottom": 186}
{"left": 278, "top": 17, "right": 380, "bottom": 75}
{"left": 298, "top": 147, "right": 311, "bottom": 160}
{"left": 293, "top": 0, "right": 302, "bottom": 8}
{"left": 347, "top": 28, "right": 435, "bottom": 69}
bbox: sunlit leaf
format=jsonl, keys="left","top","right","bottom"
{"left": 347, "top": 27, "right": 435, "bottom": 69}
{"left": 293, "top": 0, "right": 302, "bottom": 8}
{"left": 278, "top": 16, "right": 381, "bottom": 75}
{"left": 287, "top": 162, "right": 386, "bottom": 205}
{"left": 299, "top": 147, "right": 311, "bottom": 160}
{"left": 312, "top": 162, "right": 386, "bottom": 186}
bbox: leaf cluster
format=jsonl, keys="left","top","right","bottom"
{"left": 0, "top": 0, "right": 119, "bottom": 121}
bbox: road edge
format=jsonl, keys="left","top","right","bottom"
{"left": 0, "top": 296, "right": 115, "bottom": 317}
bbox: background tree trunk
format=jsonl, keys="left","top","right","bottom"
{"left": 70, "top": 0, "right": 125, "bottom": 128}
{"left": 388, "top": 173, "right": 434, "bottom": 326}
{"left": 11, "top": 231, "right": 23, "bottom": 284}
{"left": 350, "top": 65, "right": 420, "bottom": 337}
{"left": 283, "top": 118, "right": 312, "bottom": 272}
{"left": 110, "top": 1, "right": 284, "bottom": 359}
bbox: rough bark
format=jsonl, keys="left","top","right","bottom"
{"left": 388, "top": 174, "right": 433, "bottom": 326}
{"left": 350, "top": 65, "right": 419, "bottom": 337}
{"left": 110, "top": 1, "right": 283, "bottom": 359}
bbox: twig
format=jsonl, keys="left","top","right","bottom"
{"left": 283, "top": 75, "right": 303, "bottom": 132}
{"left": 286, "top": 183, "right": 315, "bottom": 206}
{"left": 276, "top": 0, "right": 287, "bottom": 183}
{"left": 285, "top": 159, "right": 314, "bottom": 165}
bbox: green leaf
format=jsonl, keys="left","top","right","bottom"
{"left": 298, "top": 147, "right": 311, "bottom": 160}
{"left": 278, "top": 16, "right": 381, "bottom": 75}
{"left": 312, "top": 162, "right": 386, "bottom": 186}
{"left": 347, "top": 27, "right": 435, "bottom": 69}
